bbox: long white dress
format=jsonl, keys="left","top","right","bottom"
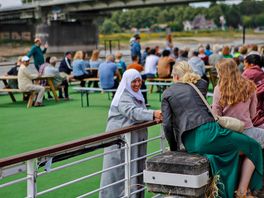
{"left": 99, "top": 90, "right": 154, "bottom": 198}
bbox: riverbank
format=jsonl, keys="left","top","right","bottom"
{"left": 0, "top": 30, "right": 264, "bottom": 61}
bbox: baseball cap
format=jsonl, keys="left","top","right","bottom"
{"left": 22, "top": 56, "right": 30, "bottom": 62}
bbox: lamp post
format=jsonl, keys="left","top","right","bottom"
{"left": 242, "top": 25, "right": 246, "bottom": 44}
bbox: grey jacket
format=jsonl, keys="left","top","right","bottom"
{"left": 161, "top": 80, "right": 215, "bottom": 151}
{"left": 100, "top": 90, "right": 154, "bottom": 198}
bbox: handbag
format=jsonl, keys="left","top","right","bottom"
{"left": 187, "top": 82, "right": 245, "bottom": 132}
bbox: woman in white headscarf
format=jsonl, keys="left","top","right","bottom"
{"left": 100, "top": 69, "right": 162, "bottom": 198}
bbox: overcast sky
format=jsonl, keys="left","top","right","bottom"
{"left": 0, "top": 0, "right": 22, "bottom": 8}
{"left": 0, "top": 0, "right": 242, "bottom": 8}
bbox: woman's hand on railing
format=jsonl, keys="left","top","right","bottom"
{"left": 154, "top": 110, "right": 163, "bottom": 123}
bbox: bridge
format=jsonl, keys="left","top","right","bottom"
{"left": 0, "top": 0, "right": 221, "bottom": 53}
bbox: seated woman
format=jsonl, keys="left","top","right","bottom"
{"left": 89, "top": 49, "right": 103, "bottom": 69}
{"left": 6, "top": 56, "right": 22, "bottom": 89}
{"left": 212, "top": 58, "right": 264, "bottom": 148}
{"left": 100, "top": 69, "right": 162, "bottom": 198}
{"left": 162, "top": 61, "right": 263, "bottom": 198}
{"left": 242, "top": 52, "right": 264, "bottom": 128}
{"left": 72, "top": 50, "right": 91, "bottom": 87}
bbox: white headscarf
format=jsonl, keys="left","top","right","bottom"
{"left": 111, "top": 69, "right": 145, "bottom": 107}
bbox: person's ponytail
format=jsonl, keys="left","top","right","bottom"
{"left": 172, "top": 61, "right": 201, "bottom": 83}
{"left": 181, "top": 72, "right": 201, "bottom": 84}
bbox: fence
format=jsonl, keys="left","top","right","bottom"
{"left": 0, "top": 121, "right": 165, "bottom": 198}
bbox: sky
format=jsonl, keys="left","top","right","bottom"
{"left": 0, "top": 0, "right": 22, "bottom": 8}
{"left": 0, "top": 0, "right": 243, "bottom": 8}
{"left": 190, "top": 0, "right": 242, "bottom": 8}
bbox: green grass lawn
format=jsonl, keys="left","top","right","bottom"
{"left": 0, "top": 85, "right": 213, "bottom": 198}
{"left": 0, "top": 86, "right": 164, "bottom": 198}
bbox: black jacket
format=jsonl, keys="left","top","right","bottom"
{"left": 59, "top": 57, "right": 72, "bottom": 74}
{"left": 161, "top": 79, "right": 215, "bottom": 151}
{"left": 7, "top": 65, "right": 19, "bottom": 75}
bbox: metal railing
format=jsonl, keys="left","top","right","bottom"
{"left": 0, "top": 121, "right": 166, "bottom": 198}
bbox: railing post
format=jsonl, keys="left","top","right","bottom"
{"left": 124, "top": 132, "right": 131, "bottom": 197}
{"left": 160, "top": 125, "right": 166, "bottom": 153}
{"left": 27, "top": 159, "right": 37, "bottom": 198}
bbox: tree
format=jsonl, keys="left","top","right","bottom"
{"left": 100, "top": 19, "right": 120, "bottom": 34}
{"left": 242, "top": 16, "right": 253, "bottom": 28}
{"left": 255, "top": 14, "right": 264, "bottom": 27}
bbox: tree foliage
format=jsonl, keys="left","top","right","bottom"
{"left": 99, "top": 0, "right": 264, "bottom": 33}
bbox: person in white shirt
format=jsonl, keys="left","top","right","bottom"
{"left": 44, "top": 57, "right": 69, "bottom": 100}
{"left": 18, "top": 56, "right": 45, "bottom": 107}
{"left": 144, "top": 48, "right": 159, "bottom": 78}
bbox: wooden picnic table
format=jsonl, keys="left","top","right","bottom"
{"left": 0, "top": 75, "right": 59, "bottom": 102}
{"left": 205, "top": 65, "right": 217, "bottom": 88}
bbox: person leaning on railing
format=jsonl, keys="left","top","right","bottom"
{"left": 99, "top": 69, "right": 162, "bottom": 198}
{"left": 161, "top": 61, "right": 263, "bottom": 198}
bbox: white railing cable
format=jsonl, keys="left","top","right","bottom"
{"left": 130, "top": 150, "right": 162, "bottom": 163}
{"left": 130, "top": 186, "right": 146, "bottom": 196}
{"left": 130, "top": 136, "right": 162, "bottom": 147}
{"left": 37, "top": 147, "right": 125, "bottom": 176}
{"left": 76, "top": 178, "right": 127, "bottom": 198}
{"left": 130, "top": 172, "right": 143, "bottom": 179}
{"left": 0, "top": 176, "right": 29, "bottom": 188}
{"left": 37, "top": 161, "right": 126, "bottom": 196}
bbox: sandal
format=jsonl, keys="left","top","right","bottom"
{"left": 235, "top": 190, "right": 255, "bottom": 198}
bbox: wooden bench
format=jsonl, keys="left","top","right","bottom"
{"left": 70, "top": 78, "right": 99, "bottom": 86}
{"left": 147, "top": 78, "right": 173, "bottom": 93}
{"left": 0, "top": 88, "right": 35, "bottom": 108}
{"left": 145, "top": 82, "right": 172, "bottom": 101}
{"left": 73, "top": 87, "right": 147, "bottom": 107}
{"left": 0, "top": 86, "right": 61, "bottom": 108}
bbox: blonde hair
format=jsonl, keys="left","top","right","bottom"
{"left": 90, "top": 50, "right": 100, "bottom": 61}
{"left": 216, "top": 58, "right": 256, "bottom": 107}
{"left": 73, "top": 51, "right": 84, "bottom": 60}
{"left": 115, "top": 52, "right": 123, "bottom": 60}
{"left": 172, "top": 61, "right": 201, "bottom": 83}
{"left": 50, "top": 56, "right": 57, "bottom": 65}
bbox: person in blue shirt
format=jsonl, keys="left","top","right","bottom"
{"left": 131, "top": 35, "right": 142, "bottom": 64}
{"left": 27, "top": 38, "right": 48, "bottom": 71}
{"left": 98, "top": 55, "right": 121, "bottom": 95}
{"left": 72, "top": 51, "right": 91, "bottom": 87}
{"left": 205, "top": 44, "right": 213, "bottom": 57}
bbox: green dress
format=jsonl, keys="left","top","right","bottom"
{"left": 182, "top": 122, "right": 263, "bottom": 198}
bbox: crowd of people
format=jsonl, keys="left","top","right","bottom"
{"left": 3, "top": 34, "right": 264, "bottom": 197}
{"left": 100, "top": 34, "right": 264, "bottom": 198}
